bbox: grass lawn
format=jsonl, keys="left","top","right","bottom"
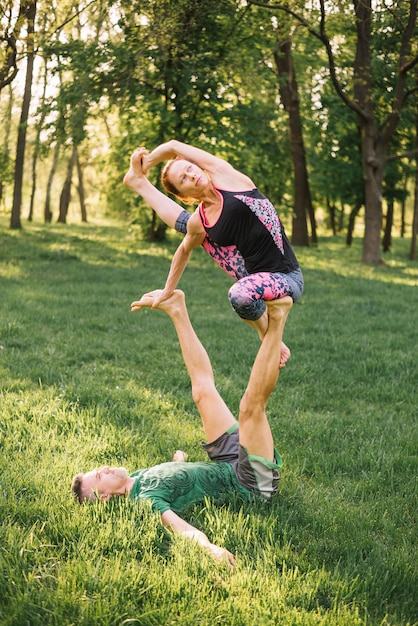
{"left": 0, "top": 215, "right": 417, "bottom": 625}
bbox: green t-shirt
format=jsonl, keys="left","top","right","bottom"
{"left": 129, "top": 461, "right": 252, "bottom": 515}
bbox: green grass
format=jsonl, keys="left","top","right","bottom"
{"left": 0, "top": 215, "right": 417, "bottom": 625}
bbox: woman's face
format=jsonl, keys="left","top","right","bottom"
{"left": 168, "top": 159, "right": 209, "bottom": 199}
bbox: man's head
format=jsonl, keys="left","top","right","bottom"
{"left": 71, "top": 466, "right": 130, "bottom": 504}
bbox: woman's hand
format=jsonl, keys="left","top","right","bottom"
{"left": 123, "top": 147, "right": 149, "bottom": 189}
{"left": 131, "top": 288, "right": 174, "bottom": 312}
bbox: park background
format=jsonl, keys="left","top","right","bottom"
{"left": 1, "top": 2, "right": 417, "bottom": 625}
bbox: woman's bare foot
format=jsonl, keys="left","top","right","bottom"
{"left": 266, "top": 297, "right": 293, "bottom": 367}
{"left": 242, "top": 304, "right": 293, "bottom": 369}
{"left": 123, "top": 148, "right": 148, "bottom": 190}
{"left": 243, "top": 304, "right": 292, "bottom": 367}
{"left": 266, "top": 297, "right": 293, "bottom": 323}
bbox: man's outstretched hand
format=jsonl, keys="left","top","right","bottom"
{"left": 206, "top": 542, "right": 236, "bottom": 569}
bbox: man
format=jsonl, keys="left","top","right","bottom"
{"left": 71, "top": 290, "right": 292, "bottom": 566}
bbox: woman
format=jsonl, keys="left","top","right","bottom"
{"left": 123, "top": 141, "right": 303, "bottom": 360}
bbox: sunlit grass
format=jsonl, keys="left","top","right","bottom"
{"left": 0, "top": 216, "right": 417, "bottom": 625}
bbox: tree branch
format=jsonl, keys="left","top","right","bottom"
{"left": 386, "top": 148, "right": 418, "bottom": 163}
{"left": 0, "top": 35, "right": 18, "bottom": 90}
{"left": 46, "top": 0, "right": 99, "bottom": 39}
{"left": 247, "top": 0, "right": 367, "bottom": 120}
{"left": 379, "top": 0, "right": 417, "bottom": 140}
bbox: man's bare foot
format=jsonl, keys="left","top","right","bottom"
{"left": 131, "top": 289, "right": 186, "bottom": 315}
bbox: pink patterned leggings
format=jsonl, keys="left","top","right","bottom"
{"left": 175, "top": 210, "right": 304, "bottom": 321}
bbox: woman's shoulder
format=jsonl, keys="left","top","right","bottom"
{"left": 216, "top": 185, "right": 258, "bottom": 195}
{"left": 187, "top": 209, "right": 205, "bottom": 233}
{"left": 209, "top": 160, "right": 254, "bottom": 190}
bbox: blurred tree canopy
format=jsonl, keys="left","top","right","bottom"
{"left": 0, "top": 0, "right": 417, "bottom": 261}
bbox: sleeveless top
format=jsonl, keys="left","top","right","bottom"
{"left": 199, "top": 188, "right": 299, "bottom": 274}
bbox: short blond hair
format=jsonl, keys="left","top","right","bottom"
{"left": 71, "top": 473, "right": 88, "bottom": 504}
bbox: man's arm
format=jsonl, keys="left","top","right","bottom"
{"left": 161, "top": 509, "right": 235, "bottom": 567}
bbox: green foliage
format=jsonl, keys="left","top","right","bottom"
{"left": 0, "top": 144, "right": 13, "bottom": 184}
{"left": 3, "top": 0, "right": 417, "bottom": 249}
{"left": 101, "top": 0, "right": 294, "bottom": 229}
{"left": 0, "top": 216, "right": 417, "bottom": 625}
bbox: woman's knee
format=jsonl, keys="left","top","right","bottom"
{"left": 287, "top": 269, "right": 304, "bottom": 302}
{"left": 228, "top": 283, "right": 266, "bottom": 321}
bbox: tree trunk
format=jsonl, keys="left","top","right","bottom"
{"left": 44, "top": 142, "right": 60, "bottom": 223}
{"left": 326, "top": 197, "right": 337, "bottom": 236}
{"left": 28, "top": 56, "right": 48, "bottom": 222}
{"left": 273, "top": 38, "right": 313, "bottom": 247}
{"left": 0, "top": 84, "right": 13, "bottom": 210}
{"left": 57, "top": 146, "right": 76, "bottom": 224}
{"left": 75, "top": 147, "right": 87, "bottom": 222}
{"left": 361, "top": 178, "right": 384, "bottom": 263}
{"left": 359, "top": 119, "right": 386, "bottom": 264}
{"left": 410, "top": 172, "right": 418, "bottom": 260}
{"left": 382, "top": 199, "right": 394, "bottom": 253}
{"left": 338, "top": 202, "right": 345, "bottom": 232}
{"left": 410, "top": 70, "right": 418, "bottom": 261}
{"left": 346, "top": 201, "right": 363, "bottom": 247}
{"left": 10, "top": 0, "right": 37, "bottom": 229}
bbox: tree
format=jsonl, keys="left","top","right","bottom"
{"left": 103, "top": 0, "right": 295, "bottom": 237}
{"left": 0, "top": 83, "right": 14, "bottom": 209}
{"left": 10, "top": 0, "right": 37, "bottom": 230}
{"left": 249, "top": 0, "right": 418, "bottom": 264}
{"left": 0, "top": 0, "right": 27, "bottom": 91}
{"left": 27, "top": 53, "right": 48, "bottom": 222}
{"left": 411, "top": 72, "right": 418, "bottom": 260}
{"left": 411, "top": 169, "right": 418, "bottom": 260}
{"left": 273, "top": 32, "right": 315, "bottom": 246}
{"left": 57, "top": 144, "right": 76, "bottom": 224}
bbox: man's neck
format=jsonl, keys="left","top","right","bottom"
{"left": 123, "top": 476, "right": 135, "bottom": 495}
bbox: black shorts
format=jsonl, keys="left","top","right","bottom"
{"left": 201, "top": 423, "right": 282, "bottom": 500}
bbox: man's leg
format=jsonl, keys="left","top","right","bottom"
{"left": 238, "top": 297, "right": 293, "bottom": 460}
{"left": 131, "top": 290, "right": 237, "bottom": 442}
